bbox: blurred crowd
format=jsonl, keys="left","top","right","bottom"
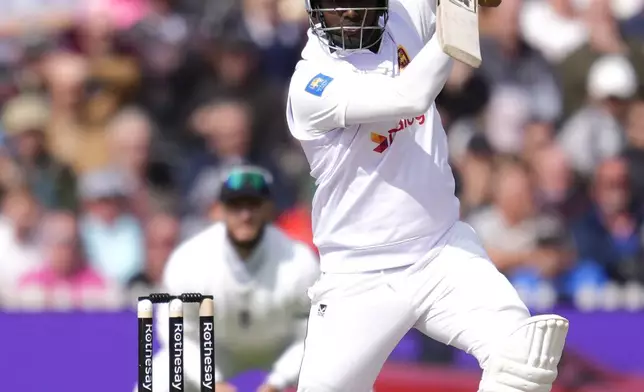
{"left": 0, "top": 0, "right": 643, "bottom": 312}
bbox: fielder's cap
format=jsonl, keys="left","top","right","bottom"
{"left": 79, "top": 167, "right": 134, "bottom": 200}
{"left": 587, "top": 55, "right": 638, "bottom": 100}
{"left": 219, "top": 165, "right": 272, "bottom": 203}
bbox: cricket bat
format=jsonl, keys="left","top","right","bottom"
{"left": 437, "top": 0, "right": 482, "bottom": 68}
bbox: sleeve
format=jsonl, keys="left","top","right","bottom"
{"left": 289, "top": 34, "right": 453, "bottom": 135}
{"left": 392, "top": 0, "right": 437, "bottom": 44}
{"left": 265, "top": 245, "right": 320, "bottom": 389}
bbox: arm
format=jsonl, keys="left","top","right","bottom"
{"left": 264, "top": 246, "right": 321, "bottom": 389}
{"left": 290, "top": 35, "right": 453, "bottom": 134}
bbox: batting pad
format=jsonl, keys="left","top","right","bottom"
{"left": 479, "top": 315, "right": 570, "bottom": 392}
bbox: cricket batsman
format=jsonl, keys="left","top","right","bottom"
{"left": 286, "top": 1, "right": 569, "bottom": 391}
{"left": 133, "top": 166, "right": 320, "bottom": 392}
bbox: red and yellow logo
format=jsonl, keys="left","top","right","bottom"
{"left": 397, "top": 45, "right": 411, "bottom": 70}
{"left": 371, "top": 133, "right": 388, "bottom": 153}
{"left": 370, "top": 115, "right": 426, "bottom": 153}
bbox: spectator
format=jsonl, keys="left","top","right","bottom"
{"left": 0, "top": 187, "right": 42, "bottom": 288}
{"left": 557, "top": 0, "right": 644, "bottom": 118}
{"left": 218, "top": 0, "right": 304, "bottom": 82}
{"left": 182, "top": 98, "right": 294, "bottom": 237}
{"left": 190, "top": 31, "right": 292, "bottom": 156}
{"left": 520, "top": 0, "right": 589, "bottom": 63}
{"left": 122, "top": 0, "right": 202, "bottom": 138}
{"left": 620, "top": 2, "right": 644, "bottom": 39}
{"left": 278, "top": 0, "right": 308, "bottom": 23}
{"left": 478, "top": 0, "right": 562, "bottom": 136}
{"left": 0, "top": 137, "right": 22, "bottom": 192}
{"left": 87, "top": 0, "right": 151, "bottom": 31}
{"left": 78, "top": 167, "right": 144, "bottom": 285}
{"left": 622, "top": 96, "right": 644, "bottom": 206}
{"left": 437, "top": 61, "right": 490, "bottom": 129}
{"left": 483, "top": 86, "right": 534, "bottom": 154}
{"left": 106, "top": 107, "right": 177, "bottom": 220}
{"left": 571, "top": 157, "right": 644, "bottom": 285}
{"left": 530, "top": 144, "right": 589, "bottom": 222}
{"left": 1, "top": 93, "right": 77, "bottom": 209}
{"left": 454, "top": 133, "right": 495, "bottom": 218}
{"left": 467, "top": 159, "right": 572, "bottom": 279}
{"left": 19, "top": 211, "right": 107, "bottom": 308}
{"left": 13, "top": 32, "right": 57, "bottom": 95}
{"left": 611, "top": 0, "right": 644, "bottom": 23}
{"left": 62, "top": 4, "right": 141, "bottom": 124}
{"left": 521, "top": 121, "right": 555, "bottom": 166}
{"left": 42, "top": 51, "right": 113, "bottom": 174}
{"left": 128, "top": 212, "right": 180, "bottom": 294}
{"left": 558, "top": 55, "right": 637, "bottom": 176}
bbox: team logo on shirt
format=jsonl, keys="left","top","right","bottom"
{"left": 371, "top": 133, "right": 389, "bottom": 153}
{"left": 305, "top": 73, "right": 334, "bottom": 97}
{"left": 397, "top": 45, "right": 411, "bottom": 70}
{"left": 370, "top": 115, "right": 426, "bottom": 153}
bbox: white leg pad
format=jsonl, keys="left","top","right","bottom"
{"left": 478, "top": 315, "right": 570, "bottom": 392}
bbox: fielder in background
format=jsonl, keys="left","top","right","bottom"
{"left": 133, "top": 166, "right": 320, "bottom": 392}
{"left": 286, "top": 1, "right": 568, "bottom": 392}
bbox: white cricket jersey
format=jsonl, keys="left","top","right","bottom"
{"left": 286, "top": 0, "right": 459, "bottom": 273}
{"left": 155, "top": 222, "right": 320, "bottom": 388}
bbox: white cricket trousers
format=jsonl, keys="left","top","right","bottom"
{"left": 296, "top": 221, "right": 531, "bottom": 392}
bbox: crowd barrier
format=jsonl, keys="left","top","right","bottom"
{"left": 1, "top": 308, "right": 641, "bottom": 392}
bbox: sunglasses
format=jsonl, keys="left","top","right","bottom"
{"left": 224, "top": 169, "right": 272, "bottom": 191}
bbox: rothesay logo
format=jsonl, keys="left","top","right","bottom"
{"left": 171, "top": 323, "right": 184, "bottom": 391}
{"left": 142, "top": 324, "right": 153, "bottom": 391}
{"left": 201, "top": 321, "right": 214, "bottom": 390}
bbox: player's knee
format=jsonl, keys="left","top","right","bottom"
{"left": 479, "top": 315, "right": 569, "bottom": 392}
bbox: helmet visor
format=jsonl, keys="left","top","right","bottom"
{"left": 308, "top": 0, "right": 388, "bottom": 51}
